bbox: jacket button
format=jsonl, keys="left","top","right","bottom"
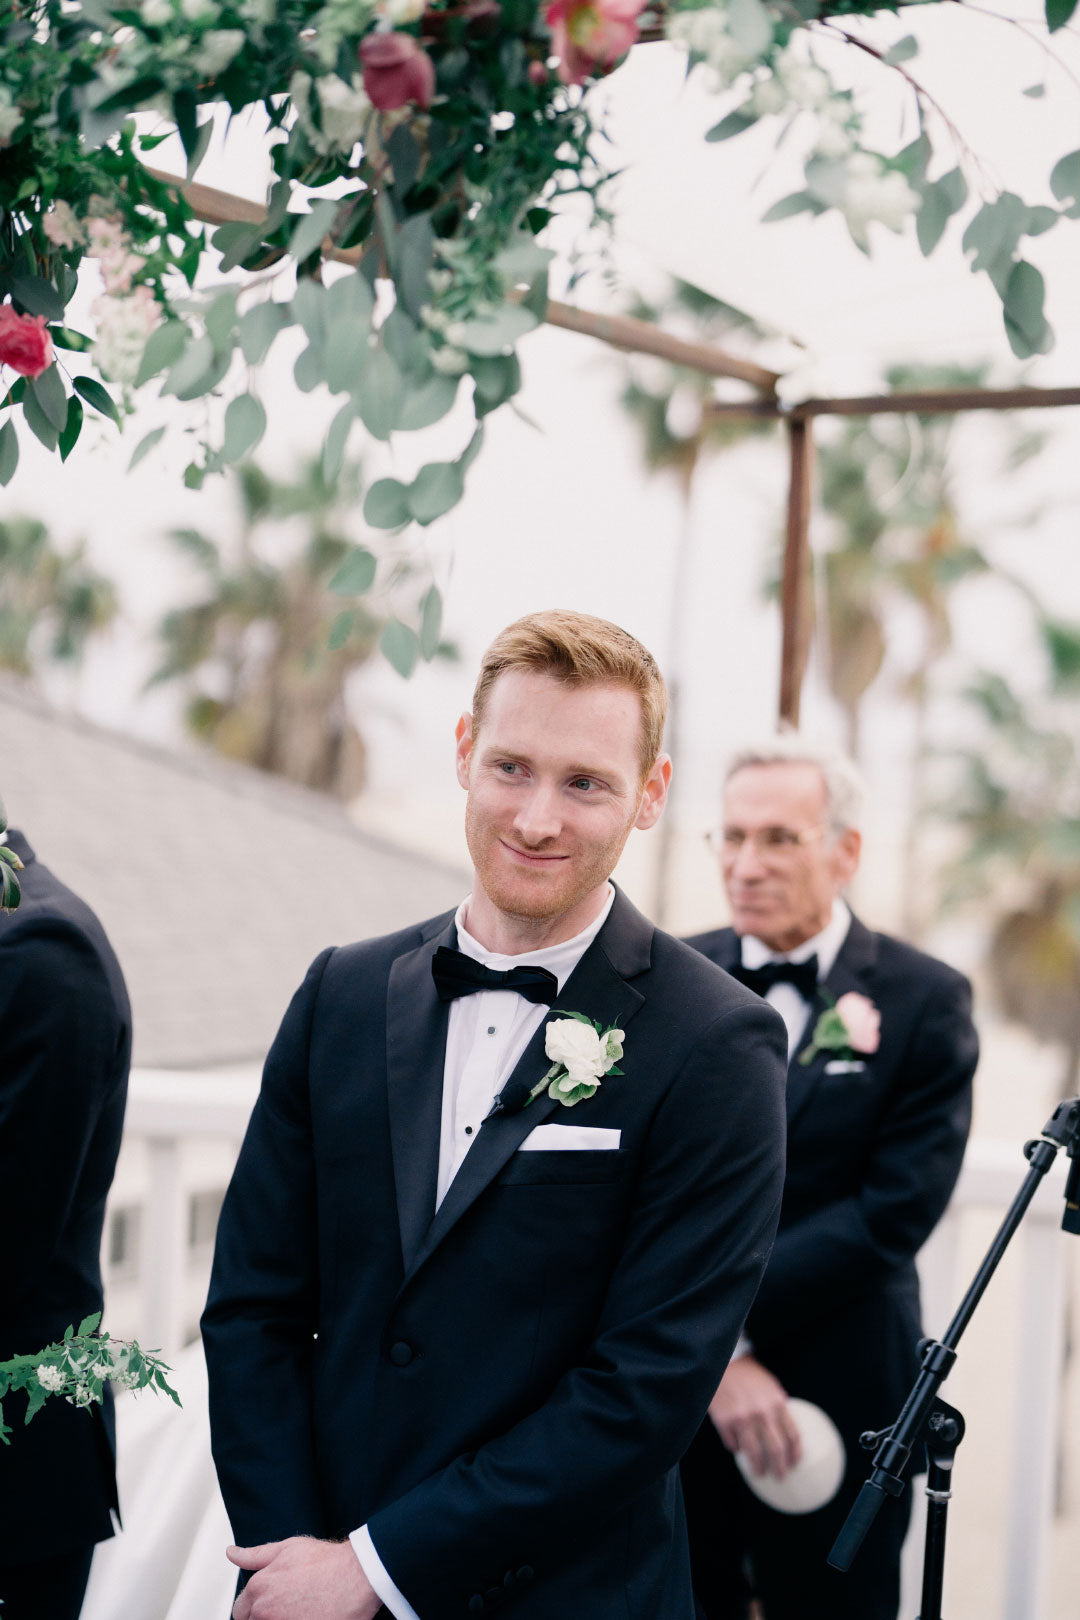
{"left": 503, "top": 1570, "right": 515, "bottom": 1587}
{"left": 389, "top": 1341, "right": 413, "bottom": 1366}
{"left": 468, "top": 1597, "right": 484, "bottom": 1615}
{"left": 516, "top": 1566, "right": 534, "bottom": 1582}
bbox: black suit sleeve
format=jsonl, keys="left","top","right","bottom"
{"left": 202, "top": 948, "right": 335, "bottom": 1543}
{"left": 746, "top": 971, "right": 976, "bottom": 1348}
{"left": 0, "top": 918, "right": 123, "bottom": 1317}
{"left": 366, "top": 1001, "right": 787, "bottom": 1615}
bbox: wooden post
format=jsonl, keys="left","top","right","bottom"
{"left": 779, "top": 416, "right": 814, "bottom": 727}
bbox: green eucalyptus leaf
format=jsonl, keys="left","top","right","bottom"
{"left": 419, "top": 584, "right": 442, "bottom": 659}
{"left": 883, "top": 34, "right": 918, "bottom": 63}
{"left": 353, "top": 346, "right": 403, "bottom": 440}
{"left": 324, "top": 316, "right": 372, "bottom": 395}
{"left": 204, "top": 290, "right": 239, "bottom": 353}
{"left": 761, "top": 191, "right": 824, "bottom": 223}
{"left": 129, "top": 425, "right": 165, "bottom": 470}
{"left": 161, "top": 334, "right": 214, "bottom": 398}
{"left": 237, "top": 300, "right": 285, "bottom": 365}
{"left": 322, "top": 401, "right": 354, "bottom": 484}
{"left": 1049, "top": 149, "right": 1080, "bottom": 216}
{"left": 1023, "top": 83, "right": 1046, "bottom": 98}
{"left": 0, "top": 420, "right": 18, "bottom": 486}
{"left": 380, "top": 618, "right": 420, "bottom": 678}
{"left": 392, "top": 212, "right": 436, "bottom": 322}
{"left": 58, "top": 394, "right": 83, "bottom": 461}
{"left": 289, "top": 200, "right": 339, "bottom": 265}
{"left": 328, "top": 545, "right": 377, "bottom": 595}
{"left": 457, "top": 302, "right": 537, "bottom": 358}
{"left": 49, "top": 327, "right": 93, "bottom": 353}
{"left": 134, "top": 320, "right": 189, "bottom": 388}
{"left": 407, "top": 459, "right": 464, "bottom": 525}
{"left": 222, "top": 393, "right": 266, "bottom": 462}
{"left": 1024, "top": 205, "right": 1059, "bottom": 237}
{"left": 380, "top": 308, "right": 420, "bottom": 373}
{"left": 705, "top": 107, "right": 757, "bottom": 143}
{"left": 916, "top": 170, "right": 967, "bottom": 257}
{"left": 328, "top": 609, "right": 355, "bottom": 651}
{"left": 212, "top": 222, "right": 263, "bottom": 273}
{"left": 291, "top": 279, "right": 327, "bottom": 345}
{"left": 363, "top": 477, "right": 411, "bottom": 529}
{"left": 22, "top": 387, "right": 59, "bottom": 450}
{"left": 962, "top": 193, "right": 1026, "bottom": 274}
{"left": 31, "top": 364, "right": 68, "bottom": 431}
{"left": 396, "top": 372, "right": 459, "bottom": 431}
{"left": 325, "top": 270, "right": 375, "bottom": 329}
{"left": 1003, "top": 259, "right": 1053, "bottom": 357}
{"left": 293, "top": 343, "right": 324, "bottom": 393}
{"left": 726, "top": 0, "right": 774, "bottom": 55}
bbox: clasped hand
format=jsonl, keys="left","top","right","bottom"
{"left": 229, "top": 1536, "right": 383, "bottom": 1620}
{"left": 708, "top": 1354, "right": 802, "bottom": 1478}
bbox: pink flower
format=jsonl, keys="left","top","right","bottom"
{"left": 543, "top": 0, "right": 644, "bottom": 85}
{"left": 86, "top": 217, "right": 145, "bottom": 295}
{"left": 359, "top": 32, "right": 436, "bottom": 111}
{"left": 0, "top": 303, "right": 54, "bottom": 379}
{"left": 835, "top": 992, "right": 881, "bottom": 1055}
{"left": 43, "top": 200, "right": 86, "bottom": 251}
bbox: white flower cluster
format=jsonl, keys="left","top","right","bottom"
{"left": 665, "top": 7, "right": 762, "bottom": 91}
{"left": 839, "top": 152, "right": 919, "bottom": 240}
{"left": 311, "top": 0, "right": 379, "bottom": 67}
{"left": 36, "top": 1364, "right": 66, "bottom": 1393}
{"left": 544, "top": 1018, "right": 624, "bottom": 1101}
{"left": 290, "top": 71, "right": 373, "bottom": 156}
{"left": 92, "top": 285, "right": 162, "bottom": 386}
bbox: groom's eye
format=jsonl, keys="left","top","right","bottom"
{"left": 571, "top": 777, "right": 598, "bottom": 792}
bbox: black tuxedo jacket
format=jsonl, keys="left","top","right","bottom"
{"left": 685, "top": 915, "right": 976, "bottom": 1442}
{"left": 202, "top": 888, "right": 787, "bottom": 1619}
{"left": 0, "top": 831, "right": 130, "bottom": 1564}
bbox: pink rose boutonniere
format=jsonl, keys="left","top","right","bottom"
{"left": 799, "top": 990, "right": 881, "bottom": 1067}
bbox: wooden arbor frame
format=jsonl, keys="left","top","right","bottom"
{"left": 164, "top": 171, "right": 1080, "bottom": 725}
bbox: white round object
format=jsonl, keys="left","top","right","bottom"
{"left": 734, "top": 1397, "right": 846, "bottom": 1515}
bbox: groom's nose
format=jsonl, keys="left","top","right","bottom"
{"left": 512, "top": 781, "right": 563, "bottom": 846}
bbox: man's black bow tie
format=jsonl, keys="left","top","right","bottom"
{"left": 730, "top": 955, "right": 819, "bottom": 1000}
{"left": 431, "top": 946, "right": 559, "bottom": 1006}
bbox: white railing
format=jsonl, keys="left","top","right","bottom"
{"left": 113, "top": 1072, "right": 1073, "bottom": 1620}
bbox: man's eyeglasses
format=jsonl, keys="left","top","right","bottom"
{"left": 705, "top": 825, "right": 827, "bottom": 858}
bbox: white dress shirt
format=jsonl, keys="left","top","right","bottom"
{"left": 728, "top": 896, "right": 851, "bottom": 1362}
{"left": 351, "top": 883, "right": 616, "bottom": 1619}
{"left": 740, "top": 897, "right": 851, "bottom": 1061}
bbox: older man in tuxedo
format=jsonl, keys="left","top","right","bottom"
{"left": 203, "top": 610, "right": 787, "bottom": 1620}
{"left": 680, "top": 738, "right": 977, "bottom": 1620}
{"left": 0, "top": 828, "right": 131, "bottom": 1620}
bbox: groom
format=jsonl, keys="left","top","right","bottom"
{"left": 202, "top": 610, "right": 787, "bottom": 1620}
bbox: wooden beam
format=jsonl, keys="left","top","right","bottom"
{"left": 706, "top": 384, "right": 1080, "bottom": 422}
{"left": 147, "top": 166, "right": 779, "bottom": 395}
{"left": 779, "top": 417, "right": 814, "bottom": 728}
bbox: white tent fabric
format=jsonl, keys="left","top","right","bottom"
{"left": 82, "top": 1344, "right": 236, "bottom": 1620}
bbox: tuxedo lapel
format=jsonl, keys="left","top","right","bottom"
{"left": 401, "top": 889, "right": 652, "bottom": 1289}
{"left": 385, "top": 913, "right": 456, "bottom": 1273}
{"left": 786, "top": 915, "right": 878, "bottom": 1132}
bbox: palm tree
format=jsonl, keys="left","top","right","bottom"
{"left": 940, "top": 652, "right": 1080, "bottom": 1098}
{"left": 149, "top": 459, "right": 449, "bottom": 799}
{"left": 0, "top": 515, "right": 117, "bottom": 677}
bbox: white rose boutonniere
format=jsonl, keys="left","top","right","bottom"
{"left": 524, "top": 1010, "right": 625, "bottom": 1108}
{"left": 799, "top": 990, "right": 881, "bottom": 1067}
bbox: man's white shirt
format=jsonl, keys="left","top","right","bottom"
{"left": 739, "top": 897, "right": 851, "bottom": 1061}
{"left": 351, "top": 884, "right": 616, "bottom": 1618}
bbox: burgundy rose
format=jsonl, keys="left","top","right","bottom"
{"left": 360, "top": 32, "right": 436, "bottom": 111}
{"left": 0, "top": 303, "right": 54, "bottom": 379}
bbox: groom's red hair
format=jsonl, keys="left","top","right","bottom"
{"left": 471, "top": 610, "right": 667, "bottom": 779}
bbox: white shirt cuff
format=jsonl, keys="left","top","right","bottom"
{"left": 731, "top": 1333, "right": 753, "bottom": 1359}
{"left": 350, "top": 1524, "right": 421, "bottom": 1620}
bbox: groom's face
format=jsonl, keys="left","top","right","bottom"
{"left": 456, "top": 669, "right": 668, "bottom": 925}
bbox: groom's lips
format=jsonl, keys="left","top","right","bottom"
{"left": 499, "top": 840, "right": 568, "bottom": 866}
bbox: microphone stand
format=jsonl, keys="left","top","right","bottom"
{"left": 827, "top": 1095, "right": 1080, "bottom": 1620}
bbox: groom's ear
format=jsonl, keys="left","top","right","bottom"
{"left": 634, "top": 753, "right": 672, "bottom": 832}
{"left": 455, "top": 712, "right": 474, "bottom": 789}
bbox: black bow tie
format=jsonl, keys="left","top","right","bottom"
{"left": 431, "top": 946, "right": 559, "bottom": 1006}
{"left": 731, "top": 955, "right": 819, "bottom": 1000}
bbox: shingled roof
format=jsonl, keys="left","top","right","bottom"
{"left": 0, "top": 679, "right": 468, "bottom": 1069}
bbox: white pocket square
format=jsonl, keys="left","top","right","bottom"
{"left": 519, "top": 1124, "right": 621, "bottom": 1152}
{"left": 824, "top": 1059, "right": 867, "bottom": 1074}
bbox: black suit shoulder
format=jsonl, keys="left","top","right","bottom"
{"left": 646, "top": 925, "right": 770, "bottom": 1021}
